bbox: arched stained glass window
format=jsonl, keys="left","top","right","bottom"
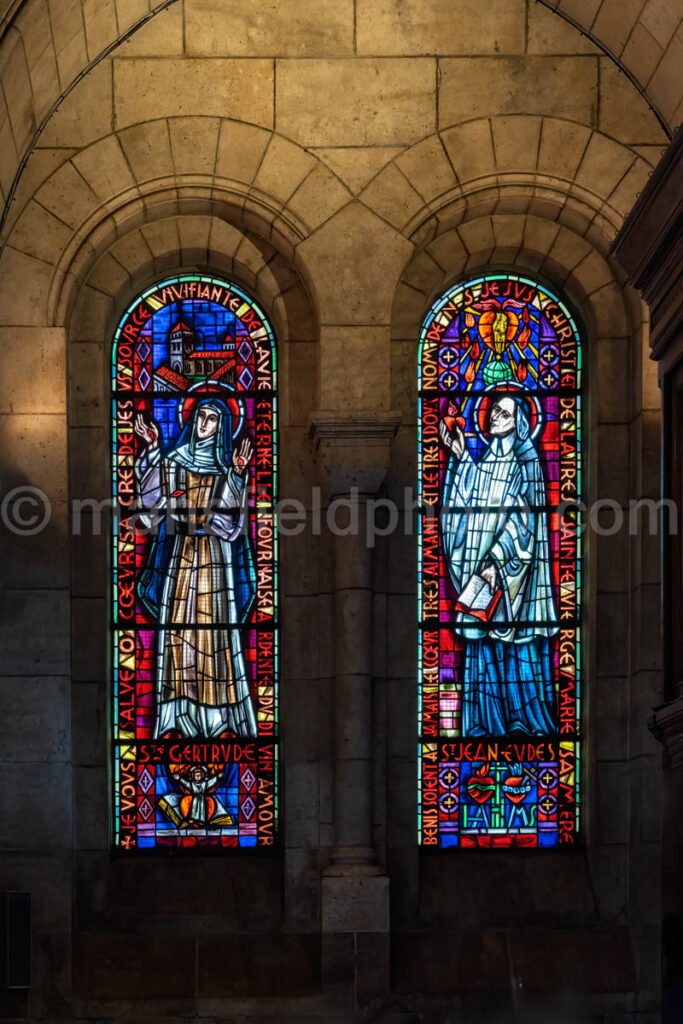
{"left": 112, "top": 274, "right": 278, "bottom": 850}
{"left": 418, "top": 274, "right": 582, "bottom": 848}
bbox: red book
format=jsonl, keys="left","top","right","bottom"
{"left": 454, "top": 573, "right": 502, "bottom": 622}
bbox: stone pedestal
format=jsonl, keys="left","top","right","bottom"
{"left": 310, "top": 411, "right": 399, "bottom": 1008}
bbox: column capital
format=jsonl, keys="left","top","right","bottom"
{"left": 309, "top": 411, "right": 401, "bottom": 497}
{"left": 649, "top": 695, "right": 683, "bottom": 767}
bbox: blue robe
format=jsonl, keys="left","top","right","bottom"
{"left": 441, "top": 417, "right": 558, "bottom": 736}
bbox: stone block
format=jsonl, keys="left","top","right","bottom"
{"left": 15, "top": 0, "right": 53, "bottom": 68}
{"left": 74, "top": 764, "right": 108, "bottom": 849}
{"left": 215, "top": 119, "right": 271, "bottom": 185}
{"left": 0, "top": 247, "right": 52, "bottom": 326}
{"left": 527, "top": 2, "right": 599, "bottom": 54}
{"left": 596, "top": 676, "right": 629, "bottom": 761}
{"left": 197, "top": 933, "right": 321, "bottom": 996}
{"left": 396, "top": 134, "right": 457, "bottom": 204}
{"left": 392, "top": 930, "right": 509, "bottom": 994}
{"left": 621, "top": 24, "right": 662, "bottom": 90}
{"left": 322, "top": 873, "right": 389, "bottom": 932}
{"left": 596, "top": 515, "right": 630, "bottom": 593}
{"left": 71, "top": 597, "right": 107, "bottom": 682}
{"left": 299, "top": 202, "right": 413, "bottom": 328}
{"left": 9, "top": 199, "right": 72, "bottom": 265}
{"left": 320, "top": 326, "right": 390, "bottom": 411}
{"left": 116, "top": 2, "right": 184, "bottom": 56}
{"left": 596, "top": 592, "right": 629, "bottom": 677}
{"left": 73, "top": 133, "right": 136, "bottom": 201}
{"left": 72, "top": 931, "right": 196, "bottom": 1000}
{"left": 538, "top": 117, "right": 592, "bottom": 181}
{"left": 82, "top": 0, "right": 119, "bottom": 58}
{"left": 287, "top": 162, "right": 351, "bottom": 231}
{"left": 609, "top": 157, "right": 652, "bottom": 221}
{"left": 276, "top": 57, "right": 436, "bottom": 147}
{"left": 0, "top": 29, "right": 35, "bottom": 145}
{"left": 592, "top": 0, "right": 649, "bottom": 54}
{"left": 0, "top": 497, "right": 69, "bottom": 589}
{"left": 0, "top": 761, "right": 71, "bottom": 849}
{"left": 575, "top": 132, "right": 636, "bottom": 202}
{"left": 599, "top": 58, "right": 667, "bottom": 145}
{"left": 588, "top": 845, "right": 628, "bottom": 922}
{"left": 0, "top": 677, "right": 70, "bottom": 763}
{"left": 439, "top": 57, "right": 597, "bottom": 127}
{"left": 55, "top": 29, "right": 88, "bottom": 96}
{"left": 390, "top": 338, "right": 419, "bottom": 423}
{"left": 35, "top": 158, "right": 100, "bottom": 231}
{"left": 0, "top": 412, "right": 67, "bottom": 499}
{"left": 0, "top": 328, "right": 66, "bottom": 414}
{"left": 284, "top": 847, "right": 320, "bottom": 932}
{"left": 314, "top": 145, "right": 403, "bottom": 195}
{"left": 114, "top": 58, "right": 274, "bottom": 129}
{"left": 169, "top": 116, "right": 220, "bottom": 176}
{"left": 441, "top": 118, "right": 496, "bottom": 184}
{"left": 592, "top": 285, "right": 629, "bottom": 340}
{"left": 253, "top": 133, "right": 316, "bottom": 204}
{"left": 186, "top": 0, "right": 354, "bottom": 56}
{"left": 491, "top": 115, "right": 543, "bottom": 177}
{"left": 509, "top": 927, "right": 635, "bottom": 993}
{"left": 119, "top": 117, "right": 175, "bottom": 183}
{"left": 282, "top": 593, "right": 327, "bottom": 681}
{"left": 40, "top": 60, "right": 113, "bottom": 148}
{"left": 106, "top": 854, "right": 282, "bottom": 921}
{"left": 357, "top": 0, "right": 525, "bottom": 55}
{"left": 360, "top": 163, "right": 425, "bottom": 232}
{"left": 596, "top": 761, "right": 630, "bottom": 843}
{"left": 28, "top": 43, "right": 61, "bottom": 124}
{"left": 71, "top": 680, "right": 106, "bottom": 766}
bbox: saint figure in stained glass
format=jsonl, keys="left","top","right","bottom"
{"left": 440, "top": 392, "right": 558, "bottom": 736}
{"left": 134, "top": 396, "right": 257, "bottom": 740}
{"left": 418, "top": 274, "right": 582, "bottom": 847}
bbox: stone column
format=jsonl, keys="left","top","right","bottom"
{"left": 310, "top": 411, "right": 400, "bottom": 1008}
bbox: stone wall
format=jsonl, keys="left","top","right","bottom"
{"left": 0, "top": 1, "right": 669, "bottom": 1020}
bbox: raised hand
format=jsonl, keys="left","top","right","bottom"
{"left": 232, "top": 436, "right": 254, "bottom": 475}
{"left": 439, "top": 419, "right": 465, "bottom": 459}
{"left": 481, "top": 564, "right": 498, "bottom": 593}
{"left": 134, "top": 413, "right": 160, "bottom": 448}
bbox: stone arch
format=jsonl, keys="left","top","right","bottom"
{"left": 0, "top": 0, "right": 677, "bottom": 237}
{"left": 383, "top": 196, "right": 658, "bottom": 935}
{"left": 355, "top": 118, "right": 656, "bottom": 244}
{"left": 0, "top": 117, "right": 354, "bottom": 330}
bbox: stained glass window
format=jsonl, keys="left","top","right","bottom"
{"left": 417, "top": 274, "right": 581, "bottom": 848}
{"left": 112, "top": 274, "right": 278, "bottom": 850}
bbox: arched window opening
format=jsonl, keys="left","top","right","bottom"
{"left": 418, "top": 273, "right": 582, "bottom": 848}
{"left": 112, "top": 274, "right": 278, "bottom": 850}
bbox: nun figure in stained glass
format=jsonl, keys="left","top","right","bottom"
{"left": 440, "top": 393, "right": 559, "bottom": 736}
{"left": 134, "top": 396, "right": 257, "bottom": 740}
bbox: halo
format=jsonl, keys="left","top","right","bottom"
{"left": 472, "top": 384, "right": 542, "bottom": 443}
{"left": 178, "top": 380, "right": 245, "bottom": 439}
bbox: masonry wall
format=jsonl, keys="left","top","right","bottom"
{"left": 0, "top": 1, "right": 672, "bottom": 1020}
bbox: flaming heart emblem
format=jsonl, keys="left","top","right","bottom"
{"left": 502, "top": 763, "right": 532, "bottom": 805}
{"left": 466, "top": 763, "right": 495, "bottom": 804}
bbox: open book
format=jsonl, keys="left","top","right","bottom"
{"left": 455, "top": 572, "right": 502, "bottom": 622}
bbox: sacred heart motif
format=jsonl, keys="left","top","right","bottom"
{"left": 502, "top": 763, "right": 532, "bottom": 805}
{"left": 466, "top": 763, "right": 495, "bottom": 804}
{"left": 443, "top": 402, "right": 466, "bottom": 433}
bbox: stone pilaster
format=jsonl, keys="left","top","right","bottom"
{"left": 309, "top": 411, "right": 400, "bottom": 1008}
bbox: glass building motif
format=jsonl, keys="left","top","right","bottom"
{"left": 112, "top": 274, "right": 278, "bottom": 849}
{"left": 418, "top": 274, "right": 582, "bottom": 848}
